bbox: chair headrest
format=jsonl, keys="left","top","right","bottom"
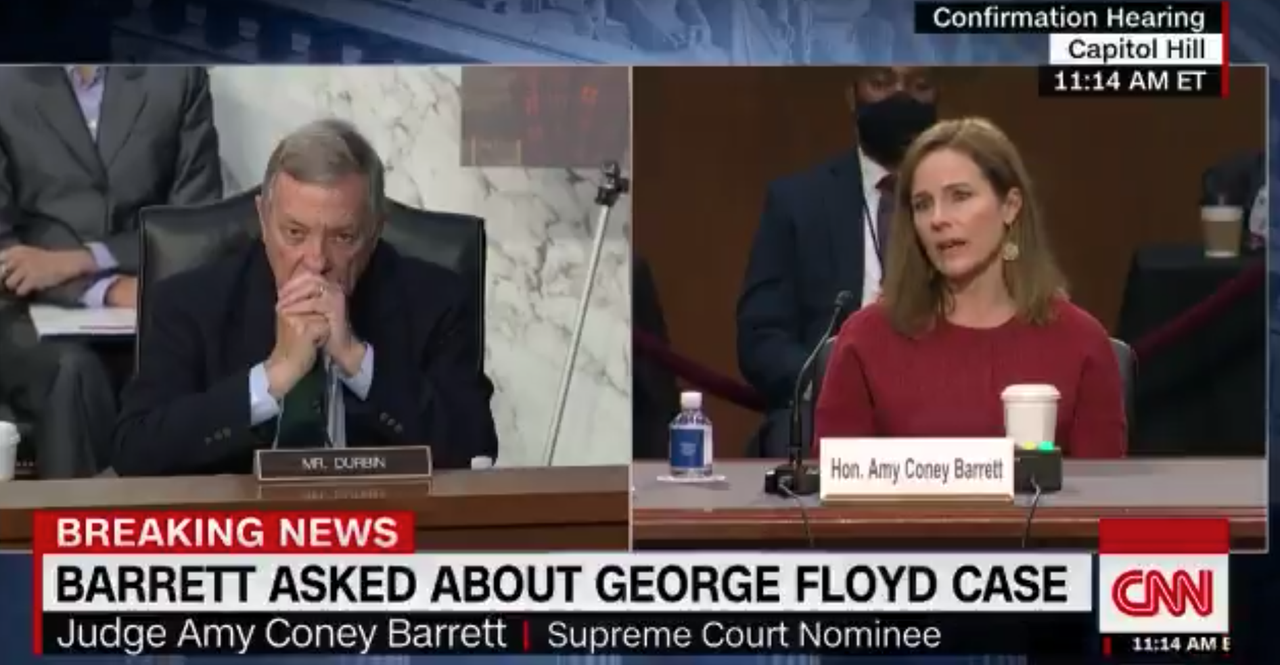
{"left": 138, "top": 189, "right": 259, "bottom": 289}
{"left": 137, "top": 186, "right": 489, "bottom": 373}
{"left": 138, "top": 186, "right": 487, "bottom": 288}
{"left": 1109, "top": 338, "right": 1135, "bottom": 366}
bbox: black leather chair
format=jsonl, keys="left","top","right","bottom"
{"left": 1110, "top": 337, "right": 1137, "bottom": 440}
{"left": 806, "top": 335, "right": 1138, "bottom": 445}
{"left": 136, "top": 186, "right": 486, "bottom": 373}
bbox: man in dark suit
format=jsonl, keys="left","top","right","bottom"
{"left": 1202, "top": 149, "right": 1266, "bottom": 253}
{"left": 0, "top": 65, "right": 222, "bottom": 478}
{"left": 736, "top": 66, "right": 938, "bottom": 457}
{"left": 112, "top": 119, "right": 498, "bottom": 476}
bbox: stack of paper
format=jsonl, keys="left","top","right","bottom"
{"left": 28, "top": 304, "right": 136, "bottom": 338}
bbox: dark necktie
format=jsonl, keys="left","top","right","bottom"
{"left": 875, "top": 174, "right": 897, "bottom": 259}
{"left": 275, "top": 363, "right": 327, "bottom": 448}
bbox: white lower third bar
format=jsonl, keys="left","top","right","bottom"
{"left": 1048, "top": 33, "right": 1225, "bottom": 66}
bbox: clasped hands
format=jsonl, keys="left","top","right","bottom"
{"left": 0, "top": 246, "right": 137, "bottom": 306}
{"left": 264, "top": 272, "right": 365, "bottom": 398}
{"left": 0, "top": 246, "right": 92, "bottom": 295}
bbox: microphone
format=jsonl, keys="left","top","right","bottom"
{"left": 270, "top": 399, "right": 285, "bottom": 450}
{"left": 764, "top": 290, "right": 855, "bottom": 497}
{"left": 323, "top": 355, "right": 341, "bottom": 448}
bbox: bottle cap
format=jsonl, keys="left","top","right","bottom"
{"left": 679, "top": 391, "right": 703, "bottom": 410}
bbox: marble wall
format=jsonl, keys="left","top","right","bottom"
{"left": 207, "top": 66, "right": 632, "bottom": 467}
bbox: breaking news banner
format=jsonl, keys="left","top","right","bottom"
{"left": 914, "top": 2, "right": 1228, "bottom": 97}
{"left": 1097, "top": 518, "right": 1233, "bottom": 663}
{"left": 32, "top": 511, "right": 1100, "bottom": 657}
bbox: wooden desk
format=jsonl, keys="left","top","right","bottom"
{"left": 632, "top": 459, "right": 1266, "bottom": 550}
{"left": 0, "top": 466, "right": 629, "bottom": 551}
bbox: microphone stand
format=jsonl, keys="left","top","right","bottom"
{"left": 325, "top": 356, "right": 342, "bottom": 448}
{"left": 541, "top": 162, "right": 630, "bottom": 466}
{"left": 764, "top": 348, "right": 824, "bottom": 496}
{"left": 764, "top": 294, "right": 851, "bottom": 496}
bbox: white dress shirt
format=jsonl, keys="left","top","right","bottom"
{"left": 858, "top": 149, "right": 891, "bottom": 308}
{"left": 1248, "top": 183, "right": 1268, "bottom": 241}
{"left": 63, "top": 66, "right": 122, "bottom": 309}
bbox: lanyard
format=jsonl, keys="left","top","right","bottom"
{"left": 863, "top": 199, "right": 884, "bottom": 270}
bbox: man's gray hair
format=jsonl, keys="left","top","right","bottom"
{"left": 261, "top": 118, "right": 387, "bottom": 219}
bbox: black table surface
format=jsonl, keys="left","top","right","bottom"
{"left": 1116, "top": 244, "right": 1265, "bottom": 456}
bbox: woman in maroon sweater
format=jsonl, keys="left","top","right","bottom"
{"left": 814, "top": 118, "right": 1126, "bottom": 458}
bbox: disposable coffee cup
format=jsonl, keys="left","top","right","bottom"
{"left": 1201, "top": 205, "right": 1244, "bottom": 258}
{"left": 0, "top": 421, "right": 19, "bottom": 482}
{"left": 1001, "top": 384, "right": 1060, "bottom": 449}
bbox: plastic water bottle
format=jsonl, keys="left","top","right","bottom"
{"left": 669, "top": 391, "right": 713, "bottom": 479}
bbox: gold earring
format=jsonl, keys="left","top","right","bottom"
{"left": 1001, "top": 241, "right": 1020, "bottom": 261}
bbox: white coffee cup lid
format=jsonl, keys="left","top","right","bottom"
{"left": 1001, "top": 384, "right": 1060, "bottom": 402}
{"left": 0, "top": 421, "right": 18, "bottom": 444}
{"left": 1201, "top": 204, "right": 1244, "bottom": 217}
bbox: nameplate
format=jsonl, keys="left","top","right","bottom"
{"left": 819, "top": 438, "right": 1014, "bottom": 502}
{"left": 254, "top": 446, "right": 433, "bottom": 483}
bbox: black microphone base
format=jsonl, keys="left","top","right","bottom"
{"left": 1014, "top": 448, "right": 1063, "bottom": 494}
{"left": 764, "top": 463, "right": 821, "bottom": 496}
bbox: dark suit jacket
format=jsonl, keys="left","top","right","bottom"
{"left": 1203, "top": 150, "right": 1265, "bottom": 209}
{"left": 112, "top": 242, "right": 499, "bottom": 476}
{"left": 1202, "top": 150, "right": 1265, "bottom": 252}
{"left": 0, "top": 65, "right": 222, "bottom": 305}
{"left": 736, "top": 151, "right": 867, "bottom": 409}
{"left": 632, "top": 257, "right": 680, "bottom": 459}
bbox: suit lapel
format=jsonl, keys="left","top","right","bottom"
{"left": 824, "top": 153, "right": 867, "bottom": 295}
{"left": 241, "top": 246, "right": 279, "bottom": 441}
{"left": 28, "top": 67, "right": 105, "bottom": 181}
{"left": 97, "top": 67, "right": 149, "bottom": 171}
{"left": 349, "top": 243, "right": 397, "bottom": 346}
{"left": 238, "top": 245, "right": 278, "bottom": 369}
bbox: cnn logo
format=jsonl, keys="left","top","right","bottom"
{"left": 1098, "top": 556, "right": 1229, "bottom": 634}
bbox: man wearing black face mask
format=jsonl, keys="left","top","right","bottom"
{"left": 736, "top": 67, "right": 939, "bottom": 457}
